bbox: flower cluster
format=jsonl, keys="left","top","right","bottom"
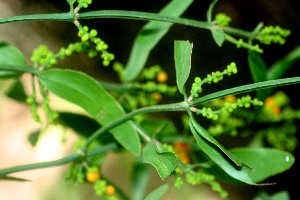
{"left": 173, "top": 142, "right": 191, "bottom": 164}
{"left": 257, "top": 25, "right": 291, "bottom": 45}
{"left": 194, "top": 95, "right": 263, "bottom": 120}
{"left": 111, "top": 63, "right": 177, "bottom": 110}
{"left": 225, "top": 35, "right": 263, "bottom": 53}
{"left": 64, "top": 139, "right": 119, "bottom": 199}
{"left": 77, "top": 25, "right": 115, "bottom": 66}
{"left": 30, "top": 45, "right": 57, "bottom": 69}
{"left": 31, "top": 25, "right": 114, "bottom": 68}
{"left": 260, "top": 122, "right": 298, "bottom": 152}
{"left": 190, "top": 62, "right": 238, "bottom": 98}
{"left": 174, "top": 168, "right": 228, "bottom": 198}
{"left": 94, "top": 180, "right": 118, "bottom": 199}
{"left": 77, "top": 0, "right": 92, "bottom": 9}
{"left": 25, "top": 82, "right": 58, "bottom": 124}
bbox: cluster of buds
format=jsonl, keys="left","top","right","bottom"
{"left": 190, "top": 62, "right": 238, "bottom": 98}
{"left": 258, "top": 25, "right": 291, "bottom": 45}
{"left": 77, "top": 25, "right": 115, "bottom": 66}
{"left": 193, "top": 95, "right": 263, "bottom": 120}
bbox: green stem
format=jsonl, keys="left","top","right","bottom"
{"left": 190, "top": 77, "right": 300, "bottom": 106}
{"left": 79, "top": 10, "right": 212, "bottom": 30}
{"left": 0, "top": 12, "right": 74, "bottom": 24}
{"left": 0, "top": 10, "right": 255, "bottom": 39}
{"left": 0, "top": 143, "right": 117, "bottom": 176}
{"left": 82, "top": 102, "right": 188, "bottom": 151}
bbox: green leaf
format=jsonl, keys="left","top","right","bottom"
{"left": 0, "top": 175, "right": 31, "bottom": 182}
{"left": 190, "top": 120, "right": 257, "bottom": 185}
{"left": 132, "top": 160, "right": 152, "bottom": 200}
{"left": 248, "top": 51, "right": 269, "bottom": 99}
{"left": 270, "top": 191, "right": 290, "bottom": 200}
{"left": 144, "top": 184, "right": 168, "bottom": 200}
{"left": 190, "top": 115, "right": 244, "bottom": 167}
{"left": 248, "top": 51, "right": 268, "bottom": 83}
{"left": 206, "top": 0, "right": 219, "bottom": 22}
{"left": 230, "top": 147, "right": 295, "bottom": 183}
{"left": 254, "top": 191, "right": 290, "bottom": 200}
{"left": 268, "top": 45, "right": 300, "bottom": 80}
{"left": 174, "top": 40, "right": 192, "bottom": 95}
{"left": 207, "top": 0, "right": 224, "bottom": 46}
{"left": 38, "top": 69, "right": 141, "bottom": 156}
{"left": 0, "top": 42, "right": 26, "bottom": 78}
{"left": 58, "top": 112, "right": 100, "bottom": 138}
{"left": 6, "top": 79, "right": 27, "bottom": 102}
{"left": 211, "top": 27, "right": 225, "bottom": 47}
{"left": 143, "top": 141, "right": 177, "bottom": 180}
{"left": 28, "top": 129, "right": 41, "bottom": 146}
{"left": 123, "top": 0, "right": 193, "bottom": 82}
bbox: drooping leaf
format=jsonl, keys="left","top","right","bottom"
{"left": 144, "top": 184, "right": 169, "bottom": 200}
{"left": 190, "top": 115, "right": 244, "bottom": 167}
{"left": 230, "top": 147, "right": 295, "bottom": 183}
{"left": 211, "top": 26, "right": 225, "bottom": 47}
{"left": 248, "top": 50, "right": 268, "bottom": 99}
{"left": 132, "top": 159, "right": 152, "bottom": 200}
{"left": 0, "top": 42, "right": 26, "bottom": 78}
{"left": 143, "top": 141, "right": 177, "bottom": 180}
{"left": 190, "top": 120, "right": 257, "bottom": 185}
{"left": 123, "top": 0, "right": 193, "bottom": 82}
{"left": 38, "top": 69, "right": 141, "bottom": 156}
{"left": 174, "top": 40, "right": 192, "bottom": 95}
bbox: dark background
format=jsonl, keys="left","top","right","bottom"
{"left": 23, "top": 0, "right": 300, "bottom": 199}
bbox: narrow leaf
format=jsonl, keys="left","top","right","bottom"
{"left": 211, "top": 27, "right": 225, "bottom": 47}
{"left": 230, "top": 147, "right": 295, "bottom": 183}
{"left": 190, "top": 120, "right": 257, "bottom": 185}
{"left": 190, "top": 115, "right": 244, "bottom": 167}
{"left": 0, "top": 42, "right": 26, "bottom": 78}
{"left": 132, "top": 160, "right": 152, "bottom": 200}
{"left": 268, "top": 45, "right": 300, "bottom": 80}
{"left": 174, "top": 40, "right": 192, "bottom": 95}
{"left": 38, "top": 69, "right": 141, "bottom": 156}
{"left": 143, "top": 141, "right": 177, "bottom": 180}
{"left": 144, "top": 184, "right": 169, "bottom": 200}
{"left": 248, "top": 50, "right": 269, "bottom": 99}
{"left": 123, "top": 0, "right": 193, "bottom": 82}
{"left": 206, "top": 0, "right": 219, "bottom": 22}
{"left": 0, "top": 175, "right": 31, "bottom": 182}
{"left": 248, "top": 51, "right": 268, "bottom": 83}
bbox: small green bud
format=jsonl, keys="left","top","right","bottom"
{"left": 214, "top": 13, "right": 231, "bottom": 26}
{"left": 90, "top": 29, "right": 98, "bottom": 37}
